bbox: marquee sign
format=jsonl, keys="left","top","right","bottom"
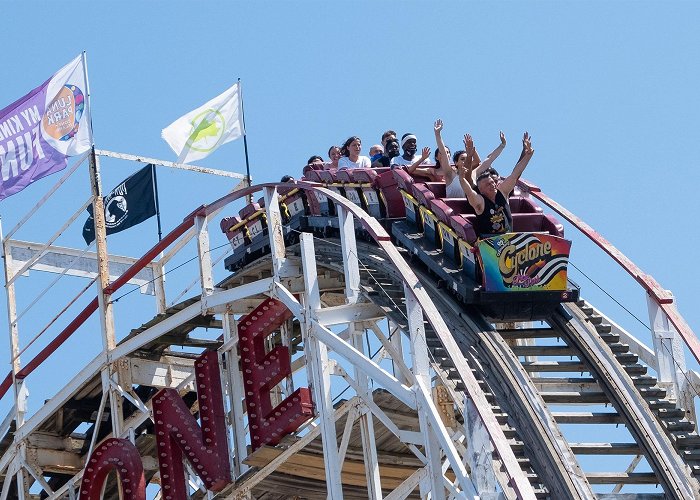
{"left": 80, "top": 298, "right": 313, "bottom": 499}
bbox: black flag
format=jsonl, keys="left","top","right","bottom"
{"left": 82, "top": 164, "right": 157, "bottom": 245}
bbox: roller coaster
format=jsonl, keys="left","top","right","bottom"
{"left": 0, "top": 152, "right": 699, "bottom": 499}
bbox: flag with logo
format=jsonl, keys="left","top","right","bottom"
{"left": 161, "top": 81, "right": 245, "bottom": 164}
{"left": 82, "top": 164, "right": 157, "bottom": 245}
{"left": 0, "top": 55, "right": 91, "bottom": 201}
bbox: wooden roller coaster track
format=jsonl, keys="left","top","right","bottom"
{"left": 0, "top": 172, "right": 699, "bottom": 499}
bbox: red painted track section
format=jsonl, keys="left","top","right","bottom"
{"left": 0, "top": 219, "right": 196, "bottom": 400}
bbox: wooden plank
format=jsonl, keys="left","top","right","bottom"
{"left": 521, "top": 361, "right": 588, "bottom": 372}
{"left": 542, "top": 392, "right": 608, "bottom": 404}
{"left": 585, "top": 472, "right": 660, "bottom": 484}
{"left": 498, "top": 328, "right": 560, "bottom": 339}
{"left": 244, "top": 446, "right": 422, "bottom": 489}
{"left": 552, "top": 412, "right": 622, "bottom": 424}
{"left": 511, "top": 346, "right": 576, "bottom": 356}
{"left": 569, "top": 443, "right": 640, "bottom": 454}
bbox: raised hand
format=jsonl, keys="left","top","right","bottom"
{"left": 420, "top": 146, "right": 431, "bottom": 160}
{"left": 522, "top": 132, "right": 534, "bottom": 156}
{"left": 463, "top": 133, "right": 474, "bottom": 153}
{"left": 434, "top": 119, "right": 443, "bottom": 134}
{"left": 500, "top": 130, "right": 506, "bottom": 146}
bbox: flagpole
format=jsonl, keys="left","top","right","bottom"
{"left": 81, "top": 51, "right": 95, "bottom": 146}
{"left": 239, "top": 78, "right": 253, "bottom": 203}
{"left": 83, "top": 51, "right": 124, "bottom": 433}
{"left": 151, "top": 164, "right": 163, "bottom": 242}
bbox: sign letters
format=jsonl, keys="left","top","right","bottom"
{"left": 80, "top": 299, "right": 313, "bottom": 498}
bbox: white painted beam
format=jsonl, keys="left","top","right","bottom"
{"left": 405, "top": 286, "right": 446, "bottom": 500}
{"left": 127, "top": 355, "right": 195, "bottom": 389}
{"left": 195, "top": 215, "right": 214, "bottom": 298}
{"left": 315, "top": 302, "right": 385, "bottom": 326}
{"left": 312, "top": 322, "right": 415, "bottom": 409}
{"left": 7, "top": 239, "right": 156, "bottom": 295}
{"left": 299, "top": 233, "right": 344, "bottom": 499}
{"left": 338, "top": 205, "right": 360, "bottom": 304}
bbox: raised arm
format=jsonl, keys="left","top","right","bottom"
{"left": 498, "top": 132, "right": 534, "bottom": 196}
{"left": 407, "top": 146, "right": 439, "bottom": 179}
{"left": 462, "top": 133, "right": 477, "bottom": 184}
{"left": 434, "top": 119, "right": 451, "bottom": 174}
{"left": 460, "top": 137, "right": 485, "bottom": 214}
{"left": 474, "top": 131, "right": 506, "bottom": 177}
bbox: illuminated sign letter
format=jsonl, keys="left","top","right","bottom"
{"left": 239, "top": 298, "right": 313, "bottom": 450}
{"left": 152, "top": 351, "right": 231, "bottom": 499}
{"left": 79, "top": 438, "right": 146, "bottom": 500}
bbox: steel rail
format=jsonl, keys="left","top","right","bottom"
{"left": 314, "top": 239, "right": 593, "bottom": 499}
{"left": 555, "top": 304, "right": 699, "bottom": 499}
{"left": 0, "top": 181, "right": 563, "bottom": 498}
{"left": 319, "top": 238, "right": 697, "bottom": 499}
{"left": 518, "top": 179, "right": 700, "bottom": 366}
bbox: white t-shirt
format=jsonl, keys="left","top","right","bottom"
{"left": 338, "top": 156, "right": 371, "bottom": 169}
{"left": 390, "top": 155, "right": 432, "bottom": 167}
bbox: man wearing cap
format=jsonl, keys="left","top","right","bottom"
{"left": 390, "top": 133, "right": 429, "bottom": 167}
{"left": 459, "top": 132, "right": 534, "bottom": 237}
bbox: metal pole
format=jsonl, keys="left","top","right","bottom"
{"left": 81, "top": 51, "right": 94, "bottom": 145}
{"left": 151, "top": 163, "right": 163, "bottom": 242}
{"left": 88, "top": 147, "right": 123, "bottom": 436}
{"left": 0, "top": 218, "right": 27, "bottom": 427}
{"left": 238, "top": 78, "right": 253, "bottom": 203}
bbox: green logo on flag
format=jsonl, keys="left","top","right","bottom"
{"left": 186, "top": 109, "right": 225, "bottom": 152}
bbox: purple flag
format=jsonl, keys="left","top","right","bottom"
{"left": 0, "top": 55, "right": 91, "bottom": 201}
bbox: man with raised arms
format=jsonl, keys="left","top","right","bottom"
{"left": 460, "top": 132, "right": 534, "bottom": 237}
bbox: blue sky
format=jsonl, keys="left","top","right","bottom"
{"left": 1, "top": 0, "right": 699, "bottom": 464}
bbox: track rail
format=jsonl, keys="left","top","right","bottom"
{"left": 519, "top": 179, "right": 700, "bottom": 367}
{"left": 3, "top": 180, "right": 699, "bottom": 499}
{"left": 306, "top": 239, "right": 590, "bottom": 499}
{"left": 554, "top": 304, "right": 699, "bottom": 498}
{"left": 304, "top": 236, "right": 700, "bottom": 499}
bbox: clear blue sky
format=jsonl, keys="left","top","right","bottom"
{"left": 1, "top": 0, "right": 699, "bottom": 449}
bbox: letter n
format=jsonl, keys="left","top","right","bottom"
{"left": 239, "top": 298, "right": 314, "bottom": 451}
{"left": 79, "top": 438, "right": 146, "bottom": 499}
{"left": 152, "top": 351, "right": 231, "bottom": 499}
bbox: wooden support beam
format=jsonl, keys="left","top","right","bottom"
{"left": 244, "top": 446, "right": 421, "bottom": 490}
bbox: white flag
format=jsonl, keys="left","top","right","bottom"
{"left": 161, "top": 82, "right": 245, "bottom": 163}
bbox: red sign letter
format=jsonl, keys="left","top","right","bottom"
{"left": 239, "top": 298, "right": 313, "bottom": 450}
{"left": 152, "top": 350, "right": 231, "bottom": 499}
{"left": 79, "top": 438, "right": 146, "bottom": 500}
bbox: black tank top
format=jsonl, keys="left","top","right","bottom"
{"left": 475, "top": 191, "right": 512, "bottom": 237}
